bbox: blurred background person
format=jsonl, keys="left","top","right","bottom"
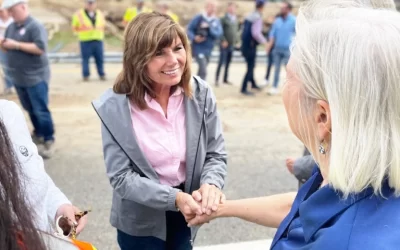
{"left": 1, "top": 0, "right": 55, "bottom": 158}
{"left": 156, "top": 1, "right": 179, "bottom": 23}
{"left": 72, "top": 0, "right": 106, "bottom": 82}
{"left": 264, "top": 15, "right": 278, "bottom": 87}
{"left": 267, "top": 1, "right": 295, "bottom": 95}
{"left": 215, "top": 2, "right": 239, "bottom": 86}
{"left": 0, "top": 5, "right": 13, "bottom": 95}
{"left": 187, "top": 0, "right": 222, "bottom": 80}
{"left": 122, "top": 0, "right": 152, "bottom": 27}
{"left": 240, "top": 0, "right": 267, "bottom": 96}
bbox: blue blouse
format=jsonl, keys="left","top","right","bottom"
{"left": 271, "top": 167, "right": 400, "bottom": 250}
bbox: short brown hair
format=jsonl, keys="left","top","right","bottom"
{"left": 113, "top": 12, "right": 192, "bottom": 109}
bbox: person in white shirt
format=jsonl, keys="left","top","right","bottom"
{"left": 0, "top": 7, "right": 13, "bottom": 95}
{"left": 0, "top": 100, "right": 88, "bottom": 235}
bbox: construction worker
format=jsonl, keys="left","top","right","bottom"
{"left": 156, "top": 1, "right": 179, "bottom": 23}
{"left": 72, "top": 0, "right": 106, "bottom": 81}
{"left": 122, "top": 0, "right": 152, "bottom": 27}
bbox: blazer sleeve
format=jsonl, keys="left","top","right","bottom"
{"left": 292, "top": 155, "right": 315, "bottom": 182}
{"left": 101, "top": 123, "right": 181, "bottom": 212}
{"left": 200, "top": 87, "right": 228, "bottom": 189}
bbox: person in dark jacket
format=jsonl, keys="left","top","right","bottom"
{"left": 215, "top": 2, "right": 239, "bottom": 86}
{"left": 187, "top": 0, "right": 223, "bottom": 81}
{"left": 240, "top": 0, "right": 268, "bottom": 96}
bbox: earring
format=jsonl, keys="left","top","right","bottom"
{"left": 319, "top": 143, "right": 326, "bottom": 154}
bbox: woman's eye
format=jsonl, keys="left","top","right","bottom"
{"left": 155, "top": 50, "right": 163, "bottom": 56}
{"left": 175, "top": 46, "right": 183, "bottom": 51}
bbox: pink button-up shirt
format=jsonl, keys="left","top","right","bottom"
{"left": 129, "top": 87, "right": 186, "bottom": 187}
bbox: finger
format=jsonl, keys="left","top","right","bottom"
{"left": 212, "top": 192, "right": 221, "bottom": 211}
{"left": 75, "top": 214, "right": 88, "bottom": 234}
{"left": 206, "top": 190, "right": 216, "bottom": 215}
{"left": 201, "top": 186, "right": 210, "bottom": 213}
{"left": 64, "top": 207, "right": 78, "bottom": 226}
{"left": 186, "top": 196, "right": 202, "bottom": 215}
{"left": 192, "top": 190, "right": 202, "bottom": 202}
{"left": 220, "top": 193, "right": 226, "bottom": 204}
{"left": 184, "top": 213, "right": 196, "bottom": 223}
{"left": 187, "top": 214, "right": 208, "bottom": 227}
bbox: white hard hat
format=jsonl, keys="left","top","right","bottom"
{"left": 2, "top": 0, "right": 28, "bottom": 9}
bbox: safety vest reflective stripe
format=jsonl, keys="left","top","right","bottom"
{"left": 74, "top": 9, "right": 105, "bottom": 32}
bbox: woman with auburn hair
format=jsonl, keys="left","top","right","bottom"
{"left": 92, "top": 12, "right": 227, "bottom": 249}
{"left": 188, "top": 0, "right": 400, "bottom": 249}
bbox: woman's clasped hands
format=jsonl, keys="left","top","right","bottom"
{"left": 175, "top": 183, "right": 225, "bottom": 227}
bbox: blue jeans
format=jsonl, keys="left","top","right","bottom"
{"left": 215, "top": 45, "right": 233, "bottom": 82}
{"left": 80, "top": 40, "right": 105, "bottom": 78}
{"left": 272, "top": 47, "right": 290, "bottom": 88}
{"left": 195, "top": 53, "right": 210, "bottom": 80}
{"left": 0, "top": 50, "right": 13, "bottom": 89}
{"left": 117, "top": 211, "right": 192, "bottom": 250}
{"left": 15, "top": 81, "right": 54, "bottom": 141}
{"left": 265, "top": 50, "right": 274, "bottom": 81}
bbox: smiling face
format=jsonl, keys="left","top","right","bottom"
{"left": 146, "top": 37, "right": 186, "bottom": 88}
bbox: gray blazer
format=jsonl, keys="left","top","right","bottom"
{"left": 91, "top": 76, "right": 227, "bottom": 242}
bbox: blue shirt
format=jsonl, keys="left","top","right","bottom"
{"left": 271, "top": 167, "right": 400, "bottom": 250}
{"left": 269, "top": 14, "right": 296, "bottom": 50}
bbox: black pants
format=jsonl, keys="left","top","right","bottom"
{"left": 216, "top": 45, "right": 233, "bottom": 82}
{"left": 265, "top": 51, "right": 274, "bottom": 81}
{"left": 241, "top": 48, "right": 257, "bottom": 92}
{"left": 117, "top": 211, "right": 192, "bottom": 250}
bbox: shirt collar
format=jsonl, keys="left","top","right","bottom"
{"left": 16, "top": 16, "right": 32, "bottom": 28}
{"left": 299, "top": 171, "right": 386, "bottom": 243}
{"left": 144, "top": 86, "right": 184, "bottom": 104}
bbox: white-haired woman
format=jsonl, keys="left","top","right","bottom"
{"left": 187, "top": 1, "right": 400, "bottom": 249}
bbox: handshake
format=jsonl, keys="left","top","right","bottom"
{"left": 175, "top": 183, "right": 225, "bottom": 227}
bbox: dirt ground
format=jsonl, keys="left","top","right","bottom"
{"left": 3, "top": 61, "right": 303, "bottom": 249}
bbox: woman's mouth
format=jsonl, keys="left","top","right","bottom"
{"left": 162, "top": 68, "right": 179, "bottom": 75}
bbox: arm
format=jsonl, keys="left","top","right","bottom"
{"left": 293, "top": 155, "right": 316, "bottom": 183}
{"left": 251, "top": 18, "right": 267, "bottom": 45}
{"left": 189, "top": 192, "right": 296, "bottom": 228}
{"left": 186, "top": 15, "right": 201, "bottom": 42}
{"left": 209, "top": 18, "right": 223, "bottom": 40}
{"left": 267, "top": 21, "right": 277, "bottom": 52}
{"left": 122, "top": 8, "right": 132, "bottom": 27}
{"left": 2, "top": 101, "right": 71, "bottom": 221}
{"left": 200, "top": 88, "right": 227, "bottom": 189}
{"left": 71, "top": 13, "right": 79, "bottom": 33}
{"left": 101, "top": 123, "right": 180, "bottom": 211}
{"left": 16, "top": 24, "right": 47, "bottom": 55}
{"left": 219, "top": 17, "right": 227, "bottom": 43}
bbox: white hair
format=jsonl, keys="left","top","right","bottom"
{"left": 292, "top": 0, "right": 400, "bottom": 197}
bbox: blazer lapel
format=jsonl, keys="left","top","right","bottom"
{"left": 184, "top": 77, "right": 207, "bottom": 192}
{"left": 94, "top": 94, "right": 159, "bottom": 182}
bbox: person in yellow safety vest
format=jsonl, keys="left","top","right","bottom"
{"left": 156, "top": 1, "right": 179, "bottom": 24}
{"left": 71, "top": 0, "right": 106, "bottom": 82}
{"left": 122, "top": 0, "right": 152, "bottom": 27}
